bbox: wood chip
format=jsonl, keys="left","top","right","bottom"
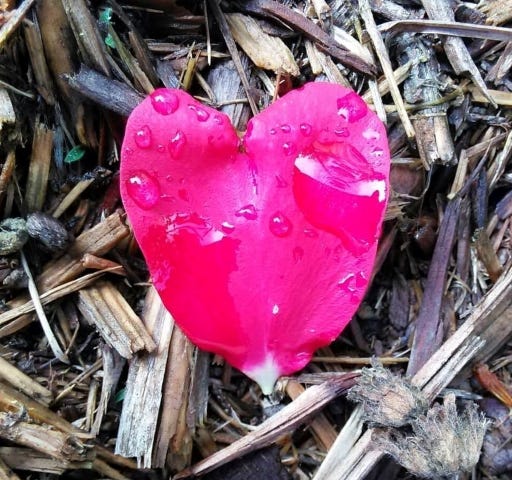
{"left": 226, "top": 13, "right": 299, "bottom": 77}
{"left": 77, "top": 281, "right": 156, "bottom": 359}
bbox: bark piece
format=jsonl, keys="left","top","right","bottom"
{"left": 226, "top": 13, "right": 299, "bottom": 76}
{"left": 115, "top": 286, "right": 174, "bottom": 466}
{"left": 77, "top": 281, "right": 156, "bottom": 359}
{"left": 24, "top": 122, "right": 53, "bottom": 212}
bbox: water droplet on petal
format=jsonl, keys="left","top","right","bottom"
{"left": 221, "top": 221, "right": 235, "bottom": 233}
{"left": 157, "top": 144, "right": 165, "bottom": 153}
{"left": 134, "top": 125, "right": 152, "bottom": 148}
{"left": 269, "top": 211, "right": 292, "bottom": 237}
{"left": 213, "top": 114, "right": 223, "bottom": 125}
{"left": 371, "top": 147, "right": 384, "bottom": 157}
{"left": 363, "top": 128, "right": 381, "bottom": 141}
{"left": 235, "top": 204, "right": 257, "bottom": 220}
{"left": 338, "top": 273, "right": 356, "bottom": 293}
{"left": 126, "top": 171, "right": 160, "bottom": 210}
{"left": 280, "top": 124, "right": 291, "bottom": 133}
{"left": 334, "top": 126, "right": 349, "bottom": 137}
{"left": 272, "top": 304, "right": 279, "bottom": 315}
{"left": 124, "top": 147, "right": 134, "bottom": 156}
{"left": 169, "top": 130, "right": 187, "bottom": 158}
{"left": 293, "top": 246, "right": 304, "bottom": 262}
{"left": 188, "top": 104, "right": 210, "bottom": 122}
{"left": 336, "top": 92, "right": 368, "bottom": 122}
{"left": 270, "top": 128, "right": 277, "bottom": 135}
{"left": 282, "top": 142, "right": 295, "bottom": 156}
{"left": 300, "top": 123, "right": 312, "bottom": 136}
{"left": 303, "top": 228, "right": 318, "bottom": 238}
{"left": 356, "top": 271, "right": 367, "bottom": 288}
{"left": 151, "top": 90, "right": 179, "bottom": 115}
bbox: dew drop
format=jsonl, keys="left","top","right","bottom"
{"left": 280, "top": 124, "right": 291, "bottom": 133}
{"left": 188, "top": 104, "right": 210, "bottom": 122}
{"left": 272, "top": 304, "right": 280, "bottom": 315}
{"left": 290, "top": 351, "right": 311, "bottom": 369}
{"left": 334, "top": 126, "right": 349, "bottom": 137}
{"left": 150, "top": 90, "right": 179, "bottom": 115}
{"left": 338, "top": 273, "right": 356, "bottom": 293}
{"left": 213, "top": 114, "right": 223, "bottom": 125}
{"left": 270, "top": 128, "right": 277, "bottom": 135}
{"left": 157, "top": 144, "right": 165, "bottom": 153}
{"left": 363, "top": 128, "right": 381, "bottom": 141}
{"left": 134, "top": 125, "right": 152, "bottom": 148}
{"left": 303, "top": 228, "right": 318, "bottom": 238}
{"left": 269, "top": 211, "right": 292, "bottom": 237}
{"left": 124, "top": 147, "right": 134, "bottom": 156}
{"left": 300, "top": 123, "right": 312, "bottom": 136}
{"left": 235, "top": 204, "right": 257, "bottom": 220}
{"left": 169, "top": 130, "right": 187, "bottom": 158}
{"left": 282, "top": 142, "right": 295, "bottom": 156}
{"left": 126, "top": 171, "right": 160, "bottom": 210}
{"left": 336, "top": 92, "right": 368, "bottom": 122}
{"left": 293, "top": 246, "right": 304, "bottom": 262}
{"left": 221, "top": 221, "right": 235, "bottom": 233}
{"left": 371, "top": 147, "right": 384, "bottom": 157}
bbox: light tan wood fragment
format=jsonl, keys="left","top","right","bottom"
{"left": 286, "top": 380, "right": 338, "bottom": 450}
{"left": 0, "top": 357, "right": 52, "bottom": 405}
{"left": 0, "top": 0, "right": 35, "bottom": 49}
{"left": 24, "top": 122, "right": 53, "bottom": 212}
{"left": 116, "top": 287, "right": 174, "bottom": 466}
{"left": 0, "top": 412, "right": 90, "bottom": 462}
{"left": 0, "top": 447, "right": 91, "bottom": 475}
{"left": 0, "top": 89, "right": 15, "bottom": 131}
{"left": 77, "top": 281, "right": 156, "bottom": 359}
{"left": 23, "top": 19, "right": 55, "bottom": 105}
{"left": 226, "top": 13, "right": 300, "bottom": 76}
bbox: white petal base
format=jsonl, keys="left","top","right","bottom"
{"left": 245, "top": 355, "right": 280, "bottom": 395}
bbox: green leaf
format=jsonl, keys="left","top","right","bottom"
{"left": 64, "top": 145, "right": 86, "bottom": 164}
{"left": 99, "top": 7, "right": 112, "bottom": 24}
{"left": 105, "top": 33, "right": 116, "bottom": 49}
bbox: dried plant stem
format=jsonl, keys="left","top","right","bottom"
{"left": 20, "top": 251, "right": 67, "bottom": 362}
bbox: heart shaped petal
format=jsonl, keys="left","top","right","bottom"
{"left": 120, "top": 83, "right": 390, "bottom": 393}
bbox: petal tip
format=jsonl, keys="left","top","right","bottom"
{"left": 245, "top": 355, "right": 281, "bottom": 395}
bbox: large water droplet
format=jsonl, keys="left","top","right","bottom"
{"left": 151, "top": 90, "right": 179, "bottom": 115}
{"left": 336, "top": 92, "right": 368, "bottom": 122}
{"left": 221, "top": 221, "right": 235, "bottom": 233}
{"left": 363, "top": 128, "right": 381, "bottom": 141}
{"left": 338, "top": 274, "right": 356, "bottom": 293}
{"left": 282, "top": 142, "right": 296, "bottom": 156}
{"left": 167, "top": 212, "right": 224, "bottom": 246}
{"left": 269, "top": 212, "right": 292, "bottom": 237}
{"left": 303, "top": 228, "right": 318, "bottom": 238}
{"left": 235, "top": 204, "right": 257, "bottom": 220}
{"left": 280, "top": 124, "right": 291, "bottom": 133}
{"left": 134, "top": 125, "right": 152, "bottom": 148}
{"left": 300, "top": 123, "right": 312, "bottom": 136}
{"left": 293, "top": 246, "right": 304, "bottom": 262}
{"left": 188, "top": 104, "right": 210, "bottom": 122}
{"left": 272, "top": 304, "right": 280, "bottom": 315}
{"left": 126, "top": 171, "right": 160, "bottom": 210}
{"left": 169, "top": 130, "right": 187, "bottom": 158}
{"left": 334, "top": 125, "right": 349, "bottom": 137}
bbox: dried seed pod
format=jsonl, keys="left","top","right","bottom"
{"left": 0, "top": 218, "right": 28, "bottom": 255}
{"left": 26, "top": 212, "right": 71, "bottom": 252}
{"left": 347, "top": 361, "right": 428, "bottom": 427}
{"left": 377, "top": 394, "right": 488, "bottom": 479}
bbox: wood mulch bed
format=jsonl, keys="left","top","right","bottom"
{"left": 0, "top": 0, "right": 512, "bottom": 478}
